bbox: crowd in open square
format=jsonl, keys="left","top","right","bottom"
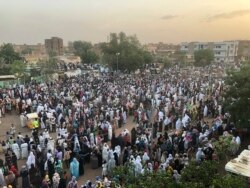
{"left": 0, "top": 57, "right": 249, "bottom": 188}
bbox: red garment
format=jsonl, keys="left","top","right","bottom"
{"left": 10, "top": 165, "right": 18, "bottom": 177}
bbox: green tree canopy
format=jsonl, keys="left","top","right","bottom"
{"left": 194, "top": 49, "right": 214, "bottom": 67}
{"left": 223, "top": 62, "right": 250, "bottom": 128}
{"left": 158, "top": 57, "right": 172, "bottom": 68}
{"left": 100, "top": 32, "right": 153, "bottom": 72}
{"left": 37, "top": 58, "right": 58, "bottom": 76}
{"left": 111, "top": 161, "right": 247, "bottom": 188}
{"left": 0, "top": 43, "right": 22, "bottom": 64}
{"left": 73, "top": 41, "right": 99, "bottom": 64}
{"left": 10, "top": 60, "right": 26, "bottom": 76}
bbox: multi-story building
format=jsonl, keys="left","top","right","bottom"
{"left": 145, "top": 43, "right": 179, "bottom": 56}
{"left": 237, "top": 40, "right": 250, "bottom": 62}
{"left": 13, "top": 43, "right": 48, "bottom": 64}
{"left": 180, "top": 41, "right": 239, "bottom": 63}
{"left": 45, "top": 37, "right": 63, "bottom": 55}
{"left": 13, "top": 43, "right": 46, "bottom": 55}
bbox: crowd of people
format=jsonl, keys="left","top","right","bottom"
{"left": 0, "top": 64, "right": 242, "bottom": 188}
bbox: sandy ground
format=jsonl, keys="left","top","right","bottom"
{"left": 0, "top": 111, "right": 137, "bottom": 187}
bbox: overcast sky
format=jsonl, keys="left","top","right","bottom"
{"left": 1, "top": 0, "right": 250, "bottom": 45}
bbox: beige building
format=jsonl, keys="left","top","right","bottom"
{"left": 180, "top": 41, "right": 239, "bottom": 63}
{"left": 145, "top": 43, "right": 179, "bottom": 56}
{"left": 45, "top": 37, "right": 63, "bottom": 55}
{"left": 13, "top": 43, "right": 46, "bottom": 55}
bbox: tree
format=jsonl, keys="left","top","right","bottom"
{"left": 194, "top": 49, "right": 214, "bottom": 67}
{"left": 21, "top": 48, "right": 32, "bottom": 55}
{"left": 112, "top": 164, "right": 179, "bottom": 188}
{"left": 110, "top": 161, "right": 247, "bottom": 188}
{"left": 0, "top": 43, "right": 22, "bottom": 64}
{"left": 10, "top": 60, "right": 26, "bottom": 75}
{"left": 172, "top": 50, "right": 186, "bottom": 64}
{"left": 100, "top": 32, "right": 153, "bottom": 72}
{"left": 181, "top": 161, "right": 247, "bottom": 188}
{"left": 223, "top": 62, "right": 250, "bottom": 128}
{"left": 212, "top": 174, "right": 247, "bottom": 188}
{"left": 73, "top": 41, "right": 99, "bottom": 64}
{"left": 37, "top": 58, "right": 58, "bottom": 76}
{"left": 158, "top": 57, "right": 172, "bottom": 68}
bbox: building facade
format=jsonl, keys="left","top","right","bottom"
{"left": 180, "top": 41, "right": 239, "bottom": 63}
{"left": 45, "top": 37, "right": 63, "bottom": 55}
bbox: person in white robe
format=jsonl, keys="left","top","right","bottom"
{"left": 20, "top": 113, "right": 26, "bottom": 127}
{"left": 114, "top": 145, "right": 121, "bottom": 158}
{"left": 236, "top": 136, "right": 241, "bottom": 146}
{"left": 203, "top": 105, "right": 208, "bottom": 117}
{"left": 20, "top": 142, "right": 28, "bottom": 159}
{"left": 73, "top": 136, "right": 80, "bottom": 153}
{"left": 39, "top": 134, "right": 45, "bottom": 149}
{"left": 108, "top": 123, "right": 112, "bottom": 141}
{"left": 102, "top": 161, "right": 108, "bottom": 177}
{"left": 47, "top": 137, "right": 55, "bottom": 154}
{"left": 196, "top": 148, "right": 204, "bottom": 163}
{"left": 135, "top": 156, "right": 143, "bottom": 176}
{"left": 102, "top": 143, "right": 109, "bottom": 163}
{"left": 122, "top": 111, "right": 127, "bottom": 124}
{"left": 11, "top": 141, "right": 20, "bottom": 159}
{"left": 43, "top": 129, "right": 50, "bottom": 139}
{"left": 107, "top": 155, "right": 116, "bottom": 175}
{"left": 26, "top": 151, "right": 36, "bottom": 169}
{"left": 89, "top": 133, "right": 95, "bottom": 147}
{"left": 142, "top": 152, "right": 150, "bottom": 162}
{"left": 175, "top": 117, "right": 183, "bottom": 130}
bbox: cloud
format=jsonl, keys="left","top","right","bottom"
{"left": 206, "top": 9, "right": 250, "bottom": 22}
{"left": 161, "top": 15, "right": 178, "bottom": 20}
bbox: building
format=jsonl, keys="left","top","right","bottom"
{"left": 180, "top": 41, "right": 239, "bottom": 63}
{"left": 13, "top": 43, "right": 46, "bottom": 56}
{"left": 13, "top": 43, "right": 48, "bottom": 64}
{"left": 237, "top": 40, "right": 250, "bottom": 62}
{"left": 45, "top": 37, "right": 63, "bottom": 55}
{"left": 145, "top": 43, "right": 179, "bottom": 56}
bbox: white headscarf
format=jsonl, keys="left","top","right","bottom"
{"left": 142, "top": 152, "right": 150, "bottom": 162}
{"left": 26, "top": 151, "right": 36, "bottom": 169}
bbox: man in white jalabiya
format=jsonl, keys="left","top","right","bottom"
{"left": 20, "top": 113, "right": 26, "bottom": 127}
{"left": 47, "top": 137, "right": 55, "bottom": 154}
{"left": 11, "top": 141, "right": 21, "bottom": 160}
{"left": 26, "top": 151, "right": 36, "bottom": 169}
{"left": 135, "top": 156, "right": 143, "bottom": 176}
{"left": 102, "top": 143, "right": 109, "bottom": 162}
{"left": 20, "top": 142, "right": 28, "bottom": 159}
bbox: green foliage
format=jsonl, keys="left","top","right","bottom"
{"left": 10, "top": 60, "right": 26, "bottom": 76}
{"left": 112, "top": 164, "right": 178, "bottom": 188}
{"left": 158, "top": 57, "right": 172, "bottom": 68}
{"left": 172, "top": 50, "right": 186, "bottom": 64}
{"left": 0, "top": 43, "right": 22, "bottom": 64}
{"left": 100, "top": 32, "right": 153, "bottom": 72}
{"left": 223, "top": 62, "right": 250, "bottom": 128}
{"left": 181, "top": 161, "right": 218, "bottom": 187}
{"left": 73, "top": 41, "right": 99, "bottom": 64}
{"left": 213, "top": 135, "right": 233, "bottom": 160}
{"left": 21, "top": 48, "right": 32, "bottom": 55}
{"left": 37, "top": 58, "right": 58, "bottom": 75}
{"left": 194, "top": 49, "right": 214, "bottom": 67}
{"left": 212, "top": 174, "right": 247, "bottom": 188}
{"left": 111, "top": 161, "right": 247, "bottom": 188}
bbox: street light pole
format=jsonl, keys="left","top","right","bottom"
{"left": 116, "top": 52, "right": 120, "bottom": 72}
